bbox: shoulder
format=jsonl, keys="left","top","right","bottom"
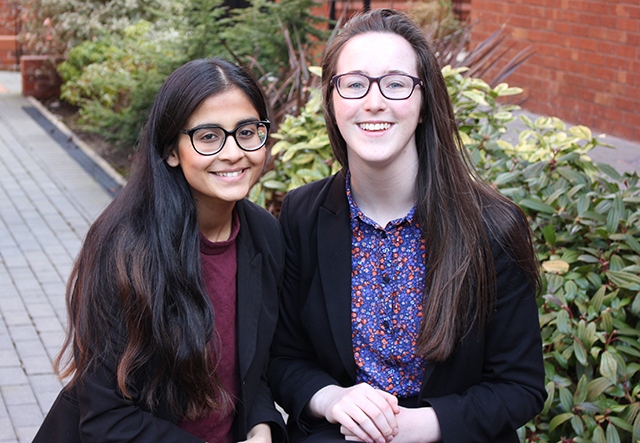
{"left": 479, "top": 192, "right": 539, "bottom": 285}
{"left": 479, "top": 192, "right": 530, "bottom": 247}
{"left": 281, "top": 171, "right": 346, "bottom": 219}
{"left": 237, "top": 198, "right": 278, "bottom": 228}
{"left": 236, "top": 199, "right": 282, "bottom": 251}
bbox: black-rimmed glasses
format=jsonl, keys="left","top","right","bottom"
{"left": 331, "top": 73, "right": 423, "bottom": 100}
{"left": 179, "top": 120, "right": 270, "bottom": 156}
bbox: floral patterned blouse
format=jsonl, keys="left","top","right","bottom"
{"left": 347, "top": 175, "right": 427, "bottom": 397}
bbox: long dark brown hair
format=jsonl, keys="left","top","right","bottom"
{"left": 322, "top": 9, "right": 540, "bottom": 362}
{"left": 55, "top": 58, "right": 269, "bottom": 418}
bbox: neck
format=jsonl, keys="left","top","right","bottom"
{"left": 195, "top": 199, "right": 236, "bottom": 242}
{"left": 349, "top": 164, "right": 417, "bottom": 227}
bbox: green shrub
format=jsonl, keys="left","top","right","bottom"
{"left": 57, "top": 21, "right": 186, "bottom": 148}
{"left": 184, "top": 0, "right": 328, "bottom": 124}
{"left": 18, "top": 0, "right": 184, "bottom": 55}
{"left": 257, "top": 66, "right": 640, "bottom": 443}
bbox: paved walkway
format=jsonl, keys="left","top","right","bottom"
{"left": 0, "top": 70, "right": 639, "bottom": 443}
{"left": 0, "top": 71, "right": 118, "bottom": 442}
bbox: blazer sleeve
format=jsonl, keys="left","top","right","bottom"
{"left": 246, "top": 372, "right": 288, "bottom": 442}
{"left": 423, "top": 225, "right": 546, "bottom": 442}
{"left": 268, "top": 186, "right": 343, "bottom": 429}
{"left": 74, "top": 357, "right": 204, "bottom": 443}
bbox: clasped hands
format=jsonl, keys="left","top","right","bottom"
{"left": 308, "top": 383, "right": 441, "bottom": 443}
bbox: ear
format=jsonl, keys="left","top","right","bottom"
{"left": 166, "top": 149, "right": 180, "bottom": 167}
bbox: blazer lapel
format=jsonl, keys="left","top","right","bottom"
{"left": 235, "top": 206, "right": 261, "bottom": 381}
{"left": 318, "top": 173, "right": 358, "bottom": 378}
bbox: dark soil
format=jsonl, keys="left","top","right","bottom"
{"left": 39, "top": 98, "right": 133, "bottom": 178}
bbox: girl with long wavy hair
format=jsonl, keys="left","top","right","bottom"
{"left": 34, "top": 58, "right": 286, "bottom": 443}
{"left": 268, "top": 9, "right": 546, "bottom": 443}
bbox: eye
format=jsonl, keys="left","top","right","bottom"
{"left": 237, "top": 125, "right": 258, "bottom": 140}
{"left": 383, "top": 75, "right": 411, "bottom": 90}
{"left": 193, "top": 127, "right": 223, "bottom": 144}
{"left": 340, "top": 75, "right": 368, "bottom": 90}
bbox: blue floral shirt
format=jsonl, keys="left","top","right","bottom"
{"left": 347, "top": 175, "right": 427, "bottom": 397}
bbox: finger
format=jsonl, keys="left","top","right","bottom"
{"left": 360, "top": 390, "right": 399, "bottom": 435}
{"left": 337, "top": 403, "right": 393, "bottom": 443}
{"left": 379, "top": 390, "right": 400, "bottom": 414}
{"left": 333, "top": 408, "right": 381, "bottom": 443}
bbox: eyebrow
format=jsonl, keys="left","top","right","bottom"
{"left": 189, "top": 117, "right": 262, "bottom": 130}
{"left": 342, "top": 69, "right": 415, "bottom": 76}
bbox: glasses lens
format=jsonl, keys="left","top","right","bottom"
{"left": 379, "top": 74, "right": 415, "bottom": 100}
{"left": 192, "top": 126, "right": 225, "bottom": 155}
{"left": 335, "top": 74, "right": 370, "bottom": 99}
{"left": 235, "top": 121, "right": 268, "bottom": 151}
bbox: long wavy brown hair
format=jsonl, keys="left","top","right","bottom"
{"left": 321, "top": 9, "right": 540, "bottom": 362}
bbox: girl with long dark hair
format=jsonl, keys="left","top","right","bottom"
{"left": 34, "top": 58, "right": 286, "bottom": 443}
{"left": 269, "top": 9, "right": 546, "bottom": 443}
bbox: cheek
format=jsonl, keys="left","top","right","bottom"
{"left": 249, "top": 150, "right": 267, "bottom": 172}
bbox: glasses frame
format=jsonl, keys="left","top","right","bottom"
{"left": 179, "top": 120, "right": 271, "bottom": 156}
{"left": 331, "top": 73, "right": 423, "bottom": 100}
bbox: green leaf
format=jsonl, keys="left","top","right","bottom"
{"left": 600, "top": 351, "right": 618, "bottom": 383}
{"left": 625, "top": 234, "right": 640, "bottom": 253}
{"left": 549, "top": 412, "right": 574, "bottom": 432}
{"left": 593, "top": 425, "right": 606, "bottom": 443}
{"left": 590, "top": 285, "right": 606, "bottom": 312}
{"left": 556, "top": 309, "right": 572, "bottom": 335}
{"left": 606, "top": 270, "right": 640, "bottom": 290}
{"left": 559, "top": 385, "right": 574, "bottom": 412}
{"left": 571, "top": 414, "right": 585, "bottom": 436}
{"left": 574, "top": 374, "right": 589, "bottom": 404}
{"left": 586, "top": 377, "right": 612, "bottom": 401}
{"left": 605, "top": 420, "right": 622, "bottom": 443}
{"left": 597, "top": 162, "right": 622, "bottom": 181}
{"left": 574, "top": 338, "right": 588, "bottom": 365}
{"left": 608, "top": 416, "right": 633, "bottom": 433}
{"left": 519, "top": 198, "right": 556, "bottom": 214}
{"left": 542, "top": 223, "right": 557, "bottom": 246}
{"left": 461, "top": 90, "right": 489, "bottom": 106}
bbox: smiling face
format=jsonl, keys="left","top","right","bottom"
{"left": 167, "top": 87, "right": 266, "bottom": 213}
{"left": 332, "top": 32, "right": 423, "bottom": 173}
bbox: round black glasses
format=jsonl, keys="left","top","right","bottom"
{"left": 331, "top": 73, "right": 423, "bottom": 100}
{"left": 179, "top": 120, "right": 270, "bottom": 156}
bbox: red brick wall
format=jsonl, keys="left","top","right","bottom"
{"left": 0, "top": 0, "right": 19, "bottom": 70}
{"left": 470, "top": 0, "right": 640, "bottom": 142}
{"left": 312, "top": 0, "right": 471, "bottom": 26}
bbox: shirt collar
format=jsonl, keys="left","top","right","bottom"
{"left": 345, "top": 170, "right": 417, "bottom": 229}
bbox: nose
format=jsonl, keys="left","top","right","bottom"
{"left": 362, "top": 80, "right": 387, "bottom": 111}
{"left": 217, "top": 135, "right": 244, "bottom": 161}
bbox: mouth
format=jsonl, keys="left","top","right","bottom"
{"left": 359, "top": 122, "right": 391, "bottom": 131}
{"left": 213, "top": 168, "right": 246, "bottom": 178}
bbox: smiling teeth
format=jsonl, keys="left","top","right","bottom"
{"left": 215, "top": 171, "right": 242, "bottom": 177}
{"left": 360, "top": 123, "right": 391, "bottom": 131}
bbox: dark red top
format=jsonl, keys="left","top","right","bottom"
{"left": 178, "top": 214, "right": 241, "bottom": 443}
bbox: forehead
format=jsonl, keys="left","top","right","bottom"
{"left": 186, "top": 87, "right": 258, "bottom": 128}
{"left": 335, "top": 32, "right": 418, "bottom": 75}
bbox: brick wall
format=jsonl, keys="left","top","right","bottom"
{"left": 469, "top": 0, "right": 640, "bottom": 142}
{"left": 0, "top": 0, "right": 19, "bottom": 70}
{"left": 312, "top": 0, "right": 471, "bottom": 26}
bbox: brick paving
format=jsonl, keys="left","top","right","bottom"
{"left": 0, "top": 69, "right": 638, "bottom": 443}
{"left": 0, "top": 71, "right": 116, "bottom": 442}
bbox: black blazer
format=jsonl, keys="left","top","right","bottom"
{"left": 268, "top": 171, "right": 546, "bottom": 443}
{"left": 34, "top": 199, "right": 286, "bottom": 443}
